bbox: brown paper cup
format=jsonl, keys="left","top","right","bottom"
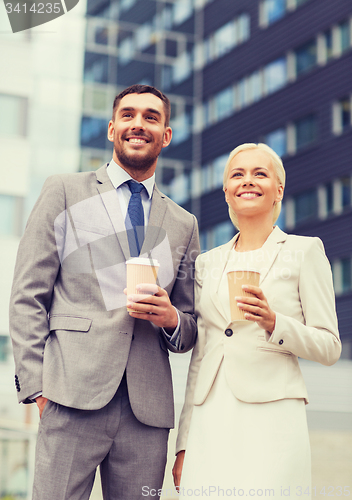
{"left": 126, "top": 258, "right": 160, "bottom": 313}
{"left": 227, "top": 269, "right": 260, "bottom": 321}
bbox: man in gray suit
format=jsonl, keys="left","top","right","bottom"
{"left": 10, "top": 84, "right": 199, "bottom": 499}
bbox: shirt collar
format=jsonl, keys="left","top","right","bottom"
{"left": 107, "top": 159, "right": 155, "bottom": 199}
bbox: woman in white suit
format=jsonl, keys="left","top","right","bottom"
{"left": 173, "top": 143, "right": 341, "bottom": 499}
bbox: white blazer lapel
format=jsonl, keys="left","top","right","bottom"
{"left": 209, "top": 235, "right": 239, "bottom": 323}
{"left": 258, "top": 226, "right": 287, "bottom": 285}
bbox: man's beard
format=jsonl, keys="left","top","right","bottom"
{"left": 115, "top": 136, "right": 163, "bottom": 172}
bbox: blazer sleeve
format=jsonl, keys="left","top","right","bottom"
{"left": 162, "top": 215, "right": 200, "bottom": 354}
{"left": 267, "top": 237, "right": 341, "bottom": 366}
{"left": 175, "top": 255, "right": 206, "bottom": 453}
{"left": 9, "top": 175, "right": 65, "bottom": 403}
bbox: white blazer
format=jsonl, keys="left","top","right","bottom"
{"left": 176, "top": 226, "right": 341, "bottom": 453}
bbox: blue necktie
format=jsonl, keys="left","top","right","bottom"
{"left": 126, "top": 180, "right": 145, "bottom": 257}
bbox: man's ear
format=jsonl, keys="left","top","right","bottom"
{"left": 162, "top": 127, "right": 172, "bottom": 148}
{"left": 107, "top": 120, "right": 114, "bottom": 142}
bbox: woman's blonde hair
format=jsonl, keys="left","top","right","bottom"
{"left": 223, "top": 143, "right": 286, "bottom": 230}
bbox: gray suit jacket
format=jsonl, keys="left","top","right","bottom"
{"left": 10, "top": 165, "right": 199, "bottom": 429}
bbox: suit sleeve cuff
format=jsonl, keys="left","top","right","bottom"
{"left": 162, "top": 308, "right": 181, "bottom": 349}
{"left": 29, "top": 391, "right": 43, "bottom": 402}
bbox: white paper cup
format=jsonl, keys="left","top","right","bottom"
{"left": 227, "top": 269, "right": 260, "bottom": 321}
{"left": 126, "top": 258, "right": 160, "bottom": 313}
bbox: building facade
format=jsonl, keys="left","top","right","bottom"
{"left": 81, "top": 0, "right": 352, "bottom": 357}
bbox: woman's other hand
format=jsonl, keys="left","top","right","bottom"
{"left": 236, "top": 285, "right": 276, "bottom": 334}
{"left": 172, "top": 450, "right": 185, "bottom": 490}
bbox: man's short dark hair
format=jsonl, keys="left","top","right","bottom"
{"left": 112, "top": 84, "right": 171, "bottom": 127}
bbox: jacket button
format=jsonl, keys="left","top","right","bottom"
{"left": 279, "top": 339, "right": 284, "bottom": 345}
{"left": 225, "top": 329, "right": 233, "bottom": 337}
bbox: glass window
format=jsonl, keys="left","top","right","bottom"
{"left": 120, "top": 0, "right": 136, "bottom": 12}
{"left": 161, "top": 66, "right": 173, "bottom": 91}
{"left": 295, "top": 39, "right": 317, "bottom": 75}
{"left": 237, "top": 78, "right": 246, "bottom": 109}
{"left": 95, "top": 27, "right": 108, "bottom": 46}
{"left": 119, "top": 37, "right": 134, "bottom": 65}
{"left": 170, "top": 173, "right": 190, "bottom": 204}
{"left": 173, "top": 52, "right": 192, "bottom": 84}
{"left": 248, "top": 71, "right": 262, "bottom": 103}
{"left": 173, "top": 0, "right": 193, "bottom": 25}
{"left": 324, "top": 29, "right": 333, "bottom": 61}
{"left": 340, "top": 97, "right": 351, "bottom": 131}
{"left": 275, "top": 203, "right": 285, "bottom": 230}
{"left": 214, "top": 221, "right": 235, "bottom": 247}
{"left": 213, "top": 154, "right": 229, "bottom": 188}
{"left": 201, "top": 164, "right": 213, "bottom": 192}
{"left": 84, "top": 55, "right": 109, "bottom": 83}
{"left": 341, "top": 257, "right": 352, "bottom": 292}
{"left": 264, "top": 57, "right": 287, "bottom": 94}
{"left": 295, "top": 114, "right": 317, "bottom": 150}
{"left": 214, "top": 87, "right": 234, "bottom": 122}
{"left": 214, "top": 22, "right": 236, "bottom": 58}
{"left": 294, "top": 189, "right": 317, "bottom": 223}
{"left": 135, "top": 23, "right": 152, "bottom": 51}
{"left": 339, "top": 20, "right": 351, "bottom": 53}
{"left": 171, "top": 112, "right": 191, "bottom": 145}
{"left": 81, "top": 117, "right": 108, "bottom": 148}
{"left": 262, "top": 0, "right": 286, "bottom": 25}
{"left": 342, "top": 176, "right": 351, "bottom": 209}
{"left": 160, "top": 5, "right": 173, "bottom": 30}
{"left": 264, "top": 128, "right": 287, "bottom": 157}
{"left": 238, "top": 13, "right": 250, "bottom": 42}
{"left": 325, "top": 181, "right": 334, "bottom": 214}
{"left": 0, "top": 94, "right": 27, "bottom": 137}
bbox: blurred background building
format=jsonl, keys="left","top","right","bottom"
{"left": 0, "top": 1, "right": 86, "bottom": 496}
{"left": 81, "top": 0, "right": 352, "bottom": 358}
{"left": 0, "top": 0, "right": 351, "bottom": 498}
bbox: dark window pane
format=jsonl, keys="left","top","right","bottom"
{"left": 340, "top": 98, "right": 351, "bottom": 131}
{"left": 80, "top": 116, "right": 108, "bottom": 148}
{"left": 342, "top": 177, "right": 351, "bottom": 208}
{"left": 324, "top": 29, "right": 333, "bottom": 60}
{"left": 340, "top": 21, "right": 350, "bottom": 53}
{"left": 95, "top": 27, "right": 109, "bottom": 45}
{"left": 264, "top": 128, "right": 287, "bottom": 157}
{"left": 295, "top": 115, "right": 317, "bottom": 150}
{"left": 265, "top": 0, "right": 286, "bottom": 24}
{"left": 326, "top": 182, "right": 333, "bottom": 214}
{"left": 295, "top": 190, "right": 317, "bottom": 223}
{"left": 341, "top": 258, "right": 352, "bottom": 292}
{"left": 84, "top": 53, "right": 109, "bottom": 83}
{"left": 296, "top": 40, "right": 317, "bottom": 75}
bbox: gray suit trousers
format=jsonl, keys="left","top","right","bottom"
{"left": 32, "top": 377, "right": 169, "bottom": 500}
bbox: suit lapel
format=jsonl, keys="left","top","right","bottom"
{"left": 209, "top": 235, "right": 239, "bottom": 323}
{"left": 95, "top": 164, "right": 130, "bottom": 261}
{"left": 258, "top": 226, "right": 287, "bottom": 285}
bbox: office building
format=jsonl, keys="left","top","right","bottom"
{"left": 82, "top": 0, "right": 352, "bottom": 357}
